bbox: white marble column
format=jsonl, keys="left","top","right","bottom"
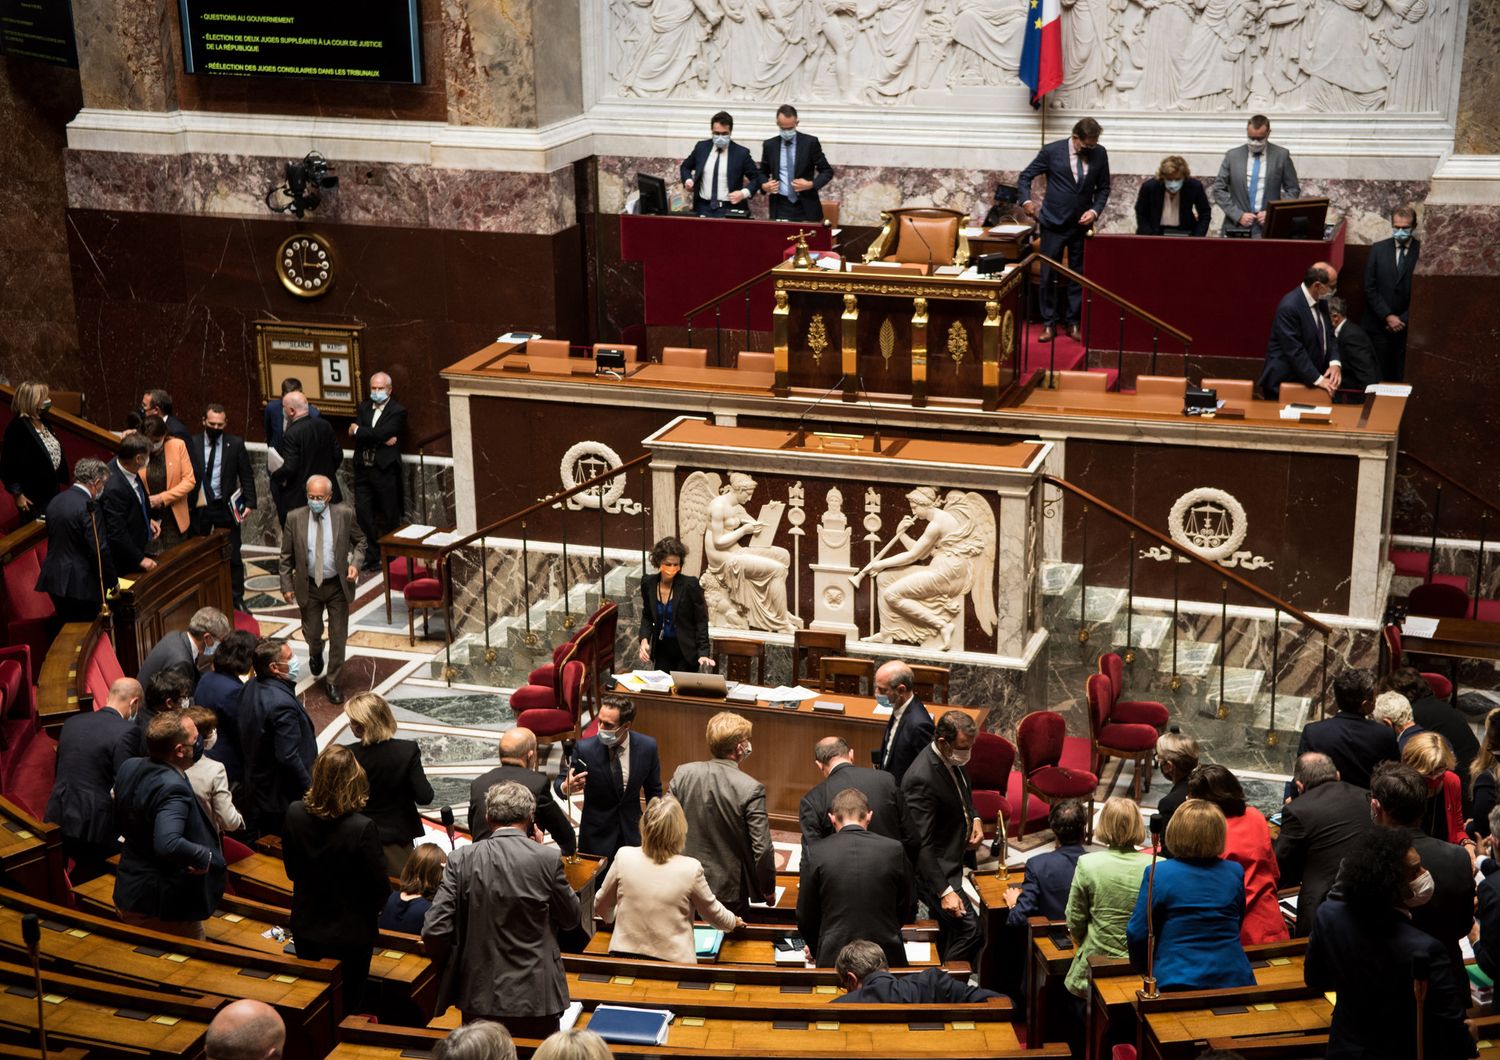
{"left": 995, "top": 491, "right": 1034, "bottom": 658}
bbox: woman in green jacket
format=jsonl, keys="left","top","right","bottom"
{"left": 1063, "top": 796, "right": 1152, "bottom": 997}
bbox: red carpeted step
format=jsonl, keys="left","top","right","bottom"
{"left": 1389, "top": 549, "right": 1469, "bottom": 587}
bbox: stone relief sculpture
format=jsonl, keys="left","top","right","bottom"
{"left": 602, "top": 0, "right": 1455, "bottom": 113}
{"left": 679, "top": 471, "right": 804, "bottom": 632}
{"left": 861, "top": 486, "right": 996, "bottom": 652}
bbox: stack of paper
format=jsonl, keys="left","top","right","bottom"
{"left": 747, "top": 885, "right": 789, "bottom": 908}
{"left": 765, "top": 685, "right": 820, "bottom": 703}
{"left": 614, "top": 670, "right": 674, "bottom": 693}
{"left": 1365, "top": 383, "right": 1413, "bottom": 397}
{"left": 989, "top": 223, "right": 1032, "bottom": 236}
{"left": 393, "top": 524, "right": 436, "bottom": 540}
{"left": 424, "top": 530, "right": 463, "bottom": 547}
{"left": 1279, "top": 404, "right": 1332, "bottom": 420}
{"left": 1401, "top": 616, "right": 1440, "bottom": 639}
{"left": 904, "top": 940, "right": 933, "bottom": 963}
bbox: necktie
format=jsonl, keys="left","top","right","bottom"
{"left": 1397, "top": 246, "right": 1405, "bottom": 271}
{"left": 610, "top": 745, "right": 625, "bottom": 793}
{"left": 1075, "top": 150, "right": 1085, "bottom": 185}
{"left": 204, "top": 439, "right": 218, "bottom": 503}
{"left": 134, "top": 476, "right": 149, "bottom": 525}
{"left": 1250, "top": 154, "right": 1262, "bottom": 212}
{"left": 710, "top": 150, "right": 723, "bottom": 207}
{"left": 784, "top": 141, "right": 798, "bottom": 203}
{"left": 313, "top": 513, "right": 325, "bottom": 587}
{"left": 1315, "top": 305, "right": 1327, "bottom": 357}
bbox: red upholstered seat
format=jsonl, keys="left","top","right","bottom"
{"left": 514, "top": 708, "right": 573, "bottom": 735}
{"left": 1474, "top": 599, "right": 1500, "bottom": 623}
{"left": 1087, "top": 672, "right": 1155, "bottom": 800}
{"left": 1004, "top": 772, "right": 1051, "bottom": 831}
{"left": 967, "top": 732, "right": 1015, "bottom": 835}
{"left": 1026, "top": 765, "right": 1097, "bottom": 798}
{"left": 386, "top": 557, "right": 431, "bottom": 592}
{"left": 1383, "top": 623, "right": 1456, "bottom": 701}
{"left": 1016, "top": 710, "right": 1098, "bottom": 839}
{"left": 2, "top": 548, "right": 54, "bottom": 665}
{"left": 510, "top": 685, "right": 563, "bottom": 712}
{"left": 516, "top": 659, "right": 584, "bottom": 742}
{"left": 0, "top": 492, "right": 18, "bottom": 535}
{"left": 403, "top": 578, "right": 443, "bottom": 602}
{"left": 0, "top": 646, "right": 37, "bottom": 786}
{"left": 233, "top": 610, "right": 260, "bottom": 635}
{"left": 1099, "top": 722, "right": 1159, "bottom": 752}
{"left": 1112, "top": 700, "right": 1170, "bottom": 727}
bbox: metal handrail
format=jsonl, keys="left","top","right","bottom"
{"left": 1024, "top": 253, "right": 1192, "bottom": 347}
{"left": 681, "top": 264, "right": 782, "bottom": 325}
{"left": 1399, "top": 449, "right": 1500, "bottom": 520}
{"left": 1044, "top": 474, "right": 1330, "bottom": 635}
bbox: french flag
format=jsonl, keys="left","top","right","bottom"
{"left": 1019, "top": 0, "right": 1063, "bottom": 107}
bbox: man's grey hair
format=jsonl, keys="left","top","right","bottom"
{"left": 74, "top": 456, "right": 110, "bottom": 487}
{"left": 1326, "top": 294, "right": 1348, "bottom": 319}
{"left": 485, "top": 780, "right": 536, "bottom": 827}
{"left": 1294, "top": 752, "right": 1338, "bottom": 791}
{"left": 189, "top": 606, "right": 232, "bottom": 641}
{"left": 834, "top": 939, "right": 889, "bottom": 984}
{"left": 814, "top": 736, "right": 851, "bottom": 766}
{"left": 1489, "top": 806, "right": 1500, "bottom": 842}
{"left": 434, "top": 1020, "right": 517, "bottom": 1060}
{"left": 1372, "top": 691, "right": 1413, "bottom": 728}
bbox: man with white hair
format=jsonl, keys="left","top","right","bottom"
{"left": 271, "top": 389, "right": 342, "bottom": 521}
{"left": 348, "top": 370, "right": 406, "bottom": 572}
{"left": 205, "top": 998, "right": 285, "bottom": 1059}
{"left": 279, "top": 475, "right": 365, "bottom": 704}
{"left": 34, "top": 456, "right": 117, "bottom": 620}
{"left": 1371, "top": 690, "right": 1425, "bottom": 753}
{"left": 136, "top": 605, "right": 231, "bottom": 690}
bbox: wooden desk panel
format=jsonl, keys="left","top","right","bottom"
{"left": 0, "top": 797, "right": 65, "bottom": 904}
{"left": 109, "top": 530, "right": 235, "bottom": 676}
{"left": 583, "top": 930, "right": 939, "bottom": 968}
{"left": 1143, "top": 997, "right": 1332, "bottom": 1060}
{"left": 620, "top": 687, "right": 983, "bottom": 826}
{"left": 1402, "top": 617, "right": 1500, "bottom": 663}
{"left": 1016, "top": 388, "right": 1407, "bottom": 438}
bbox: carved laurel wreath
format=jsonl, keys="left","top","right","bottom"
{"left": 1167, "top": 487, "right": 1248, "bottom": 563}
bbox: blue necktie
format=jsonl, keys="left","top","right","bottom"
{"left": 134, "top": 476, "right": 149, "bottom": 525}
{"left": 1249, "top": 153, "right": 1263, "bottom": 212}
{"left": 783, "top": 140, "right": 798, "bottom": 203}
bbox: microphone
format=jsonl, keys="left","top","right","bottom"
{"left": 855, "top": 375, "right": 883, "bottom": 454}
{"left": 1412, "top": 953, "right": 1430, "bottom": 1060}
{"left": 440, "top": 806, "right": 455, "bottom": 848}
{"left": 906, "top": 218, "right": 935, "bottom": 275}
{"left": 790, "top": 374, "right": 848, "bottom": 446}
{"left": 1140, "top": 814, "right": 1164, "bottom": 1000}
{"left": 22, "top": 913, "right": 47, "bottom": 1060}
{"left": 989, "top": 809, "right": 1009, "bottom": 881}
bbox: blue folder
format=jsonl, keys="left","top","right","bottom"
{"left": 587, "top": 1005, "right": 674, "bottom": 1046}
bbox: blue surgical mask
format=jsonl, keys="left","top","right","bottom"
{"left": 284, "top": 656, "right": 302, "bottom": 682}
{"left": 711, "top": 134, "right": 730, "bottom": 150}
{"left": 308, "top": 499, "right": 328, "bottom": 516}
{"left": 779, "top": 128, "right": 796, "bottom": 143}
{"left": 598, "top": 727, "right": 623, "bottom": 747}
{"left": 875, "top": 694, "right": 893, "bottom": 711}
{"left": 202, "top": 641, "right": 218, "bottom": 657}
{"left": 1393, "top": 227, "right": 1413, "bottom": 242}
{"left": 370, "top": 389, "right": 388, "bottom": 404}
{"left": 1164, "top": 179, "right": 1184, "bottom": 193}
{"left": 192, "top": 733, "right": 206, "bottom": 763}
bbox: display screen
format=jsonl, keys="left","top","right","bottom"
{"left": 178, "top": 0, "right": 422, "bottom": 84}
{"left": 0, "top": 0, "right": 79, "bottom": 67}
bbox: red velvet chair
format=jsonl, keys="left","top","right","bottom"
{"left": 525, "top": 621, "right": 594, "bottom": 694}
{"left": 1097, "top": 652, "right": 1170, "bottom": 729}
{"left": 402, "top": 577, "right": 444, "bottom": 644}
{"left": 516, "top": 658, "right": 584, "bottom": 744}
{"left": 967, "top": 732, "right": 1014, "bottom": 837}
{"left": 1086, "top": 673, "right": 1157, "bottom": 801}
{"left": 512, "top": 633, "right": 589, "bottom": 715}
{"left": 0, "top": 492, "right": 19, "bottom": 535}
{"left": 1, "top": 542, "right": 55, "bottom": 668}
{"left": 386, "top": 557, "right": 431, "bottom": 593}
{"left": 1016, "top": 711, "right": 1098, "bottom": 840}
{"left": 1382, "top": 623, "right": 1455, "bottom": 701}
{"left": 0, "top": 644, "right": 38, "bottom": 790}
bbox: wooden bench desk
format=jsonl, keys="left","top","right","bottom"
{"left": 1141, "top": 994, "right": 1331, "bottom": 1060}
{"left": 0, "top": 796, "right": 66, "bottom": 904}
{"left": 1024, "top": 917, "right": 1077, "bottom": 1048}
{"left": 227, "top": 852, "right": 295, "bottom": 906}
{"left": 557, "top": 971, "right": 1004, "bottom": 1016}
{"left": 583, "top": 929, "right": 940, "bottom": 968}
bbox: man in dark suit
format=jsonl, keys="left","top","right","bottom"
{"left": 798, "top": 787, "right": 913, "bottom": 968}
{"left": 557, "top": 696, "right": 661, "bottom": 861}
{"left": 1274, "top": 752, "right": 1372, "bottom": 936}
{"left": 1006, "top": 800, "right": 1087, "bottom": 926}
{"left": 140, "top": 388, "right": 191, "bottom": 445}
{"left": 136, "top": 605, "right": 230, "bottom": 692}
{"left": 903, "top": 709, "right": 985, "bottom": 964}
{"left": 239, "top": 638, "right": 316, "bottom": 836}
{"left": 873, "top": 661, "right": 932, "bottom": 785}
{"left": 424, "top": 780, "right": 581, "bottom": 1039}
{"left": 799, "top": 736, "right": 905, "bottom": 850}
{"left": 347, "top": 371, "right": 406, "bottom": 572}
{"left": 99, "top": 434, "right": 159, "bottom": 575}
{"left": 832, "top": 940, "right": 1000, "bottom": 1005}
{"left": 272, "top": 390, "right": 342, "bottom": 521}
{"left": 1382, "top": 667, "right": 1478, "bottom": 810}
{"left": 1212, "top": 115, "right": 1300, "bottom": 237}
{"left": 680, "top": 111, "right": 760, "bottom": 218}
{"left": 279, "top": 475, "right": 365, "bottom": 704}
{"left": 113, "top": 710, "right": 227, "bottom": 939}
{"left": 1370, "top": 760, "right": 1475, "bottom": 972}
{"left": 669, "top": 710, "right": 776, "bottom": 913}
{"left": 189, "top": 404, "right": 256, "bottom": 609}
{"left": 1133, "top": 157, "right": 1211, "bottom": 236}
{"left": 43, "top": 676, "right": 142, "bottom": 880}
{"left": 34, "top": 457, "right": 117, "bottom": 622}
{"left": 263, "top": 376, "right": 320, "bottom": 450}
{"left": 1327, "top": 297, "right": 1382, "bottom": 398}
{"left": 471, "top": 726, "right": 576, "bottom": 851}
{"left": 1018, "top": 116, "right": 1111, "bottom": 342}
{"left": 758, "top": 105, "right": 834, "bottom": 223}
{"left": 1305, "top": 827, "right": 1476, "bottom": 1060}
{"left": 1363, "top": 205, "right": 1420, "bottom": 381}
{"left": 1258, "top": 262, "right": 1342, "bottom": 399}
{"left": 1287, "top": 670, "right": 1397, "bottom": 797}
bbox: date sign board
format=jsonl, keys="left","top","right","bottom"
{"left": 255, "top": 320, "right": 365, "bottom": 417}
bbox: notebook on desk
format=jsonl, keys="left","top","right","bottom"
{"left": 587, "top": 1005, "right": 675, "bottom": 1046}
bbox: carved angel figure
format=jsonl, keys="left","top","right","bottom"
{"left": 678, "top": 471, "right": 802, "bottom": 632}
{"left": 865, "top": 487, "right": 996, "bottom": 651}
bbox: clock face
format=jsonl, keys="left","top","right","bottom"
{"left": 276, "top": 234, "right": 334, "bottom": 298}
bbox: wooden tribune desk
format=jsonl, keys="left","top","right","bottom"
{"left": 109, "top": 529, "right": 235, "bottom": 675}
{"left": 616, "top": 686, "right": 984, "bottom": 828}
{"left": 769, "top": 260, "right": 1025, "bottom": 408}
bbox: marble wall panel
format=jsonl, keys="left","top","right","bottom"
{"left": 1456, "top": 0, "right": 1500, "bottom": 154}
{"left": 73, "top": 0, "right": 178, "bottom": 113}
{"left": 441, "top": 0, "right": 535, "bottom": 127}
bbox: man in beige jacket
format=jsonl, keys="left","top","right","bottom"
{"left": 280, "top": 475, "right": 365, "bottom": 704}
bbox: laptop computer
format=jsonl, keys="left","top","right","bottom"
{"left": 671, "top": 671, "right": 728, "bottom": 698}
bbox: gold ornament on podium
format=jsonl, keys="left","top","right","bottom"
{"left": 807, "top": 314, "right": 829, "bottom": 366}
{"left": 787, "top": 228, "right": 816, "bottom": 270}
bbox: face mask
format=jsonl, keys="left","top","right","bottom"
{"left": 1393, "top": 228, "right": 1413, "bottom": 242}
{"left": 1164, "top": 179, "right": 1184, "bottom": 193}
{"left": 740, "top": 740, "right": 753, "bottom": 760}
{"left": 204, "top": 426, "right": 224, "bottom": 440}
{"left": 202, "top": 640, "right": 218, "bottom": 657}
{"left": 308, "top": 499, "right": 328, "bottom": 516}
{"left": 40, "top": 400, "right": 52, "bottom": 412}
{"left": 150, "top": 443, "right": 164, "bottom": 454}
{"left": 1316, "top": 288, "right": 1333, "bottom": 302}
{"left": 1404, "top": 869, "right": 1435, "bottom": 908}
{"left": 283, "top": 656, "right": 302, "bottom": 682}
{"left": 1248, "top": 139, "right": 1267, "bottom": 155}
{"left": 1076, "top": 144, "right": 1092, "bottom": 159}
{"left": 598, "top": 727, "right": 622, "bottom": 747}
{"left": 712, "top": 134, "right": 730, "bottom": 150}
{"left": 191, "top": 733, "right": 205, "bottom": 763}
{"left": 875, "top": 693, "right": 893, "bottom": 711}
{"left": 779, "top": 128, "right": 796, "bottom": 143}
{"left": 370, "top": 389, "right": 388, "bottom": 404}
{"left": 205, "top": 730, "right": 218, "bottom": 752}
{"left": 946, "top": 745, "right": 973, "bottom": 767}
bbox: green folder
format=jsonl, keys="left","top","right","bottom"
{"left": 693, "top": 927, "right": 724, "bottom": 959}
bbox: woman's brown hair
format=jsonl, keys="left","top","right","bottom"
{"left": 304, "top": 744, "right": 370, "bottom": 820}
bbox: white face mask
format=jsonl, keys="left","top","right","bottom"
{"left": 1248, "top": 138, "right": 1267, "bottom": 155}
{"left": 1404, "top": 869, "right": 1435, "bottom": 908}
{"left": 204, "top": 730, "right": 218, "bottom": 752}
{"left": 598, "top": 727, "right": 623, "bottom": 747}
{"left": 945, "top": 744, "right": 972, "bottom": 767}
{"left": 740, "top": 740, "right": 753, "bottom": 760}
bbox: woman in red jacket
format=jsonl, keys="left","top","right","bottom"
{"left": 1404, "top": 732, "right": 1467, "bottom": 846}
{"left": 1187, "top": 764, "right": 1289, "bottom": 944}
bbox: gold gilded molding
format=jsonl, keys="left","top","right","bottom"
{"left": 807, "top": 313, "right": 829, "bottom": 366}
{"left": 1001, "top": 308, "right": 1015, "bottom": 358}
{"left": 947, "top": 322, "right": 970, "bottom": 366}
{"left": 773, "top": 272, "right": 1021, "bottom": 302}
{"left": 841, "top": 294, "right": 859, "bottom": 383}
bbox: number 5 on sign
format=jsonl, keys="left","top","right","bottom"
{"left": 322, "top": 356, "right": 348, "bottom": 387}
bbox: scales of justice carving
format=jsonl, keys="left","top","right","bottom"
{"left": 680, "top": 472, "right": 996, "bottom": 651}
{"left": 606, "top": 0, "right": 1453, "bottom": 113}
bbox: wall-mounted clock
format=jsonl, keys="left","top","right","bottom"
{"left": 276, "top": 233, "right": 335, "bottom": 298}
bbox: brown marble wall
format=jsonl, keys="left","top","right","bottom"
{"left": 0, "top": 58, "right": 84, "bottom": 387}
{"left": 1455, "top": 0, "right": 1500, "bottom": 154}
{"left": 65, "top": 209, "right": 586, "bottom": 453}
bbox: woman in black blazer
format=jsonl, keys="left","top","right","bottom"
{"left": 638, "top": 536, "right": 715, "bottom": 674}
{"left": 345, "top": 692, "right": 434, "bottom": 874}
{"left": 1134, "top": 156, "right": 1211, "bottom": 237}
{"left": 282, "top": 745, "right": 391, "bottom": 1014}
{"left": 1, "top": 381, "right": 69, "bottom": 523}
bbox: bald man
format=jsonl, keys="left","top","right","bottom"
{"left": 206, "top": 999, "right": 286, "bottom": 1060}
{"left": 1258, "top": 261, "right": 1343, "bottom": 399}
{"left": 271, "top": 389, "right": 342, "bottom": 521}
{"left": 44, "top": 676, "right": 143, "bottom": 880}
{"left": 279, "top": 475, "right": 365, "bottom": 704}
{"left": 348, "top": 370, "right": 407, "bottom": 571}
{"left": 469, "top": 728, "right": 576, "bottom": 851}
